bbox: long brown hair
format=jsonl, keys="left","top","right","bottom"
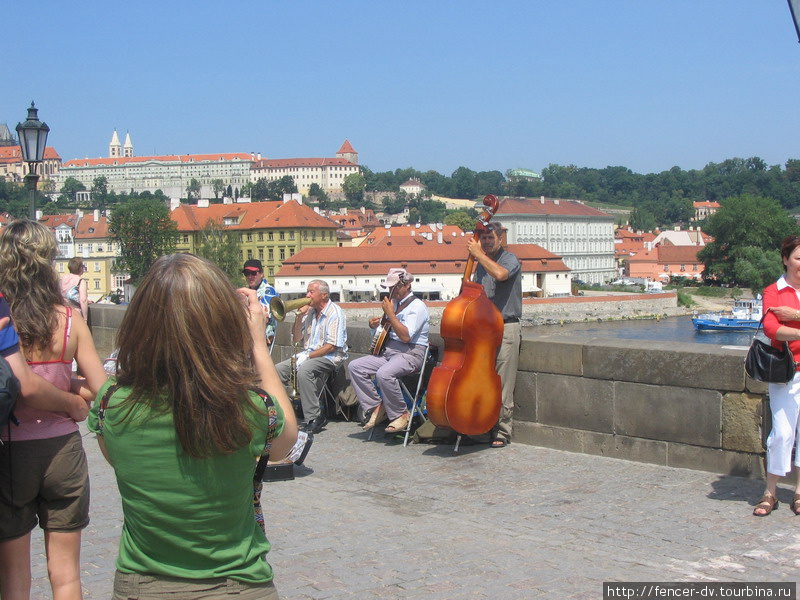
{"left": 0, "top": 220, "right": 64, "bottom": 355}
{"left": 116, "top": 253, "right": 259, "bottom": 458}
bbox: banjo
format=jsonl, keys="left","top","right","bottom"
{"left": 368, "top": 296, "right": 415, "bottom": 356}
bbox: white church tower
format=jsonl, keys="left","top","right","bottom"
{"left": 123, "top": 131, "right": 133, "bottom": 157}
{"left": 109, "top": 130, "right": 122, "bottom": 158}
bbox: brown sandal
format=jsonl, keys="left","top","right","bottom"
{"left": 753, "top": 494, "right": 779, "bottom": 517}
{"left": 791, "top": 494, "right": 800, "bottom": 516}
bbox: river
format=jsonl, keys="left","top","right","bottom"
{"left": 533, "top": 315, "right": 754, "bottom": 347}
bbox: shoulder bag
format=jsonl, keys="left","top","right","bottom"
{"left": 744, "top": 309, "right": 797, "bottom": 384}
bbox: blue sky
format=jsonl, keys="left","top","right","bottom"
{"left": 4, "top": 1, "right": 799, "bottom": 177}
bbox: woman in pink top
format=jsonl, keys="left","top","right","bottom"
{"left": 0, "top": 221, "right": 107, "bottom": 600}
{"left": 60, "top": 257, "right": 88, "bottom": 320}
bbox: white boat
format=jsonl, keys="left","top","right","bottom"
{"left": 692, "top": 298, "right": 762, "bottom": 332}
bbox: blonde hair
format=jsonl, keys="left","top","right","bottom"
{"left": 0, "top": 220, "right": 64, "bottom": 354}
{"left": 116, "top": 253, "right": 261, "bottom": 458}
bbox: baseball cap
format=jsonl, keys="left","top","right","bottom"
{"left": 380, "top": 268, "right": 411, "bottom": 288}
{"left": 242, "top": 258, "right": 263, "bottom": 274}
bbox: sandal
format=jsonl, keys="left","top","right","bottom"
{"left": 362, "top": 404, "right": 386, "bottom": 431}
{"left": 385, "top": 412, "right": 410, "bottom": 434}
{"left": 491, "top": 438, "right": 508, "bottom": 448}
{"left": 791, "top": 494, "right": 800, "bottom": 516}
{"left": 753, "top": 494, "right": 779, "bottom": 517}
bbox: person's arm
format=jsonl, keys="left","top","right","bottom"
{"left": 71, "top": 311, "right": 108, "bottom": 396}
{"left": 5, "top": 349, "right": 90, "bottom": 421}
{"left": 467, "top": 238, "right": 509, "bottom": 281}
{"left": 239, "top": 288, "right": 298, "bottom": 460}
{"left": 79, "top": 279, "right": 89, "bottom": 320}
{"left": 382, "top": 297, "right": 410, "bottom": 343}
{"left": 307, "top": 343, "right": 336, "bottom": 359}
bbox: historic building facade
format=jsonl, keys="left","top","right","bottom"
{"left": 250, "top": 140, "right": 360, "bottom": 195}
{"left": 495, "top": 196, "right": 616, "bottom": 285}
{"left": 171, "top": 198, "right": 340, "bottom": 281}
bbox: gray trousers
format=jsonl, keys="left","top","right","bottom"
{"left": 495, "top": 321, "right": 522, "bottom": 442}
{"left": 276, "top": 356, "right": 337, "bottom": 421}
{"left": 348, "top": 340, "right": 426, "bottom": 420}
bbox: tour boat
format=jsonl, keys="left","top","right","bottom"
{"left": 692, "top": 298, "right": 762, "bottom": 332}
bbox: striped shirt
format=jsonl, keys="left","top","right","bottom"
{"left": 300, "top": 300, "right": 348, "bottom": 364}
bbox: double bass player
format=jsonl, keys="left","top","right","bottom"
{"left": 466, "top": 221, "right": 522, "bottom": 448}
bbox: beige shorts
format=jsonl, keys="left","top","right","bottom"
{"left": 113, "top": 571, "right": 279, "bottom": 600}
{"left": 0, "top": 431, "right": 90, "bottom": 540}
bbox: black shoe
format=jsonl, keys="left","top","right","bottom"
{"left": 305, "top": 415, "right": 327, "bottom": 434}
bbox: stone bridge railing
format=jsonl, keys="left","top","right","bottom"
{"left": 89, "top": 302, "right": 766, "bottom": 478}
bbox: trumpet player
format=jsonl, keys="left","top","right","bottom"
{"left": 242, "top": 259, "right": 279, "bottom": 344}
{"left": 275, "top": 280, "right": 348, "bottom": 434}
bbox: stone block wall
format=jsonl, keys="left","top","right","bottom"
{"left": 89, "top": 303, "right": 767, "bottom": 477}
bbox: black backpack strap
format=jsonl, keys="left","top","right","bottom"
{"left": 96, "top": 382, "right": 122, "bottom": 435}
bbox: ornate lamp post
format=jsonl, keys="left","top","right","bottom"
{"left": 789, "top": 0, "right": 800, "bottom": 43}
{"left": 15, "top": 102, "right": 50, "bottom": 220}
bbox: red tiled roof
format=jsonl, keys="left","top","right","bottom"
{"left": 63, "top": 153, "right": 252, "bottom": 167}
{"left": 276, "top": 243, "right": 569, "bottom": 278}
{"left": 0, "top": 146, "right": 61, "bottom": 160}
{"left": 656, "top": 245, "right": 703, "bottom": 263}
{"left": 497, "top": 197, "right": 613, "bottom": 218}
{"left": 38, "top": 214, "right": 78, "bottom": 229}
{"left": 362, "top": 224, "right": 467, "bottom": 245}
{"left": 693, "top": 201, "right": 721, "bottom": 208}
{"left": 337, "top": 140, "right": 356, "bottom": 154}
{"left": 74, "top": 215, "right": 110, "bottom": 239}
{"left": 171, "top": 200, "right": 340, "bottom": 232}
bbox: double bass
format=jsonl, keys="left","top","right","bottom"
{"left": 425, "top": 195, "right": 504, "bottom": 436}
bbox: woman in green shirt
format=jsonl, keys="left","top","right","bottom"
{"left": 88, "top": 254, "right": 297, "bottom": 599}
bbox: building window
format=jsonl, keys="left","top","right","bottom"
{"left": 94, "top": 280, "right": 101, "bottom": 290}
{"left": 268, "top": 232, "right": 274, "bottom": 241}
{"left": 258, "top": 232, "right": 264, "bottom": 241}
{"left": 268, "top": 249, "right": 274, "bottom": 260}
{"left": 279, "top": 231, "right": 285, "bottom": 241}
{"left": 247, "top": 249, "right": 253, "bottom": 259}
{"left": 183, "top": 234, "right": 189, "bottom": 243}
{"left": 258, "top": 248, "right": 264, "bottom": 259}
{"left": 303, "top": 231, "right": 308, "bottom": 240}
{"left": 279, "top": 248, "right": 285, "bottom": 260}
{"left": 94, "top": 262, "right": 100, "bottom": 272}
{"left": 289, "top": 231, "right": 295, "bottom": 240}
{"left": 247, "top": 233, "right": 253, "bottom": 242}
{"left": 312, "top": 232, "right": 316, "bottom": 241}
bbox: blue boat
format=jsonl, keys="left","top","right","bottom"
{"left": 692, "top": 298, "right": 762, "bottom": 332}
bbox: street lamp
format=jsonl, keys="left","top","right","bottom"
{"left": 15, "top": 102, "right": 50, "bottom": 220}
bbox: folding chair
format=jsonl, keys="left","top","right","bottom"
{"left": 367, "top": 345, "right": 438, "bottom": 445}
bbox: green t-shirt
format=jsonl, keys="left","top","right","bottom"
{"left": 88, "top": 379, "right": 284, "bottom": 584}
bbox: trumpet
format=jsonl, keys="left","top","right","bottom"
{"left": 270, "top": 296, "right": 312, "bottom": 321}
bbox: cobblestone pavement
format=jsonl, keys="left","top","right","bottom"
{"left": 30, "top": 421, "right": 798, "bottom": 599}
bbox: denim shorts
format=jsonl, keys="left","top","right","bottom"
{"left": 113, "top": 571, "right": 279, "bottom": 600}
{"left": 0, "top": 431, "right": 89, "bottom": 540}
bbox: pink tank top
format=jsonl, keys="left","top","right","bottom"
{"left": 2, "top": 307, "right": 77, "bottom": 441}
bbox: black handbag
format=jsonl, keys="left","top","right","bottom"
{"left": 745, "top": 310, "right": 797, "bottom": 384}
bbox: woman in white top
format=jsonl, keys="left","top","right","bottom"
{"left": 60, "top": 257, "right": 88, "bottom": 320}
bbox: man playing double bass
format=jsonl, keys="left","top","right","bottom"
{"left": 466, "top": 222, "right": 522, "bottom": 448}
{"left": 348, "top": 268, "right": 430, "bottom": 434}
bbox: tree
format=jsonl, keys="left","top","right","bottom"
{"left": 58, "top": 177, "right": 86, "bottom": 205}
{"left": 91, "top": 176, "right": 109, "bottom": 211}
{"left": 211, "top": 179, "right": 226, "bottom": 201}
{"left": 382, "top": 193, "right": 406, "bottom": 214}
{"left": 342, "top": 173, "right": 366, "bottom": 204}
{"left": 186, "top": 178, "right": 201, "bottom": 203}
{"left": 731, "top": 247, "right": 784, "bottom": 294}
{"left": 408, "top": 199, "right": 447, "bottom": 224}
{"left": 109, "top": 196, "right": 178, "bottom": 285}
{"left": 195, "top": 219, "right": 241, "bottom": 282}
{"left": 698, "top": 194, "right": 799, "bottom": 284}
{"left": 444, "top": 210, "right": 475, "bottom": 232}
{"left": 307, "top": 183, "right": 330, "bottom": 209}
{"left": 0, "top": 179, "right": 28, "bottom": 217}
